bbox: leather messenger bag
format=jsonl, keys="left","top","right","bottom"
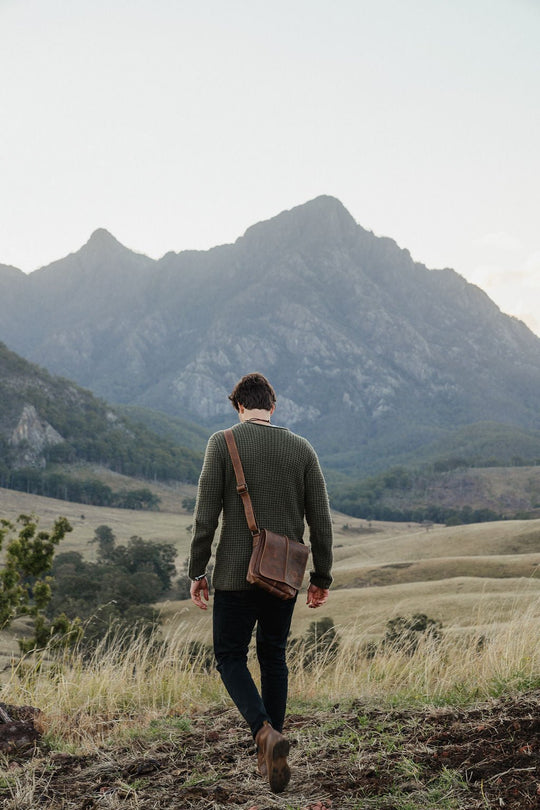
{"left": 224, "top": 429, "right": 309, "bottom": 600}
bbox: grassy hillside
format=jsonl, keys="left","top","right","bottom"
{"left": 0, "top": 477, "right": 196, "bottom": 558}
{"left": 2, "top": 485, "right": 539, "bottom": 645}
{"left": 158, "top": 575, "right": 540, "bottom": 649}
{"left": 329, "top": 462, "right": 540, "bottom": 521}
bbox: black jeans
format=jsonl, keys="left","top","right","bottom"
{"left": 213, "top": 588, "right": 297, "bottom": 737}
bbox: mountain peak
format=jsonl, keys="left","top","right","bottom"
{"left": 295, "top": 194, "right": 355, "bottom": 219}
{"left": 239, "top": 195, "right": 359, "bottom": 250}
{"left": 86, "top": 228, "right": 124, "bottom": 249}
{"left": 74, "top": 228, "right": 134, "bottom": 265}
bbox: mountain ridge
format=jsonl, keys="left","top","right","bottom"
{"left": 1, "top": 195, "right": 539, "bottom": 474}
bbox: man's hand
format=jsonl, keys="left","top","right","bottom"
{"left": 190, "top": 577, "right": 209, "bottom": 610}
{"left": 306, "top": 584, "right": 329, "bottom": 608}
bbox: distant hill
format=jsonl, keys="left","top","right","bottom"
{"left": 115, "top": 404, "right": 210, "bottom": 454}
{"left": 0, "top": 341, "right": 202, "bottom": 493}
{"left": 329, "top": 461, "right": 540, "bottom": 524}
{"left": 1, "top": 196, "right": 540, "bottom": 475}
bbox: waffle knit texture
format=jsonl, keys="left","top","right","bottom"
{"left": 189, "top": 422, "right": 333, "bottom": 590}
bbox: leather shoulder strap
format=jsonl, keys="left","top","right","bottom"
{"left": 224, "top": 429, "right": 259, "bottom": 537}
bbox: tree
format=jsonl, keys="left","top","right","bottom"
{"left": 114, "top": 488, "right": 161, "bottom": 510}
{"left": 0, "top": 513, "right": 79, "bottom": 651}
{"left": 95, "top": 531, "right": 177, "bottom": 593}
{"left": 91, "top": 524, "right": 116, "bottom": 558}
{"left": 48, "top": 526, "right": 178, "bottom": 649}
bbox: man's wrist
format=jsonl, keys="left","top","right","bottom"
{"left": 193, "top": 574, "right": 206, "bottom": 581}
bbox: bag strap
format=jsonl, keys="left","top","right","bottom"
{"left": 224, "top": 429, "right": 260, "bottom": 538}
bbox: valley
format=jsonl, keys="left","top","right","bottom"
{"left": 2, "top": 483, "right": 539, "bottom": 646}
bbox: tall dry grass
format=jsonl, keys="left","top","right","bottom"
{"left": 2, "top": 623, "right": 224, "bottom": 749}
{"left": 297, "top": 588, "right": 540, "bottom": 703}
{"left": 290, "top": 599, "right": 540, "bottom": 706}
{"left": 2, "top": 596, "right": 539, "bottom": 750}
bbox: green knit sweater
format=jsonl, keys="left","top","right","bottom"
{"left": 188, "top": 422, "right": 333, "bottom": 591}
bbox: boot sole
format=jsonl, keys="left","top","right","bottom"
{"left": 269, "top": 737, "right": 291, "bottom": 793}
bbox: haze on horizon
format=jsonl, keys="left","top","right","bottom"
{"left": 1, "top": 0, "right": 539, "bottom": 334}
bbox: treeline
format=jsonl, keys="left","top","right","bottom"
{"left": 2, "top": 425, "right": 201, "bottom": 483}
{"left": 329, "top": 465, "right": 504, "bottom": 524}
{"left": 430, "top": 455, "right": 540, "bottom": 472}
{"left": 0, "top": 399, "right": 202, "bottom": 503}
{"left": 0, "top": 467, "right": 161, "bottom": 510}
{"left": 331, "top": 499, "right": 502, "bottom": 525}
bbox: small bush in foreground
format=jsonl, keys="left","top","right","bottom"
{"left": 0, "top": 513, "right": 79, "bottom": 653}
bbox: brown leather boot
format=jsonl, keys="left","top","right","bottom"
{"left": 255, "top": 721, "right": 291, "bottom": 793}
{"left": 256, "top": 745, "right": 268, "bottom": 778}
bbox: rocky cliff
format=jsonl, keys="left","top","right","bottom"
{"left": 9, "top": 404, "right": 64, "bottom": 467}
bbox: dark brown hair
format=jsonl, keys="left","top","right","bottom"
{"left": 228, "top": 373, "right": 276, "bottom": 412}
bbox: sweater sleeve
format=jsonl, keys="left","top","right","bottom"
{"left": 188, "top": 433, "right": 224, "bottom": 579}
{"left": 304, "top": 452, "right": 334, "bottom": 589}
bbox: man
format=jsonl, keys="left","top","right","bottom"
{"left": 189, "top": 372, "right": 333, "bottom": 793}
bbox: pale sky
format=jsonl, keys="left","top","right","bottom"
{"left": 1, "top": 0, "right": 539, "bottom": 333}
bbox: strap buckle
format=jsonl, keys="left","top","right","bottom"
{"left": 236, "top": 482, "right": 248, "bottom": 495}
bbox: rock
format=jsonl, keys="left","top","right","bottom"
{"left": 9, "top": 404, "right": 64, "bottom": 467}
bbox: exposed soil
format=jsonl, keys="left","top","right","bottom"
{"left": 1, "top": 691, "right": 539, "bottom": 809}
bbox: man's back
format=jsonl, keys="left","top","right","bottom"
{"left": 190, "top": 421, "right": 333, "bottom": 591}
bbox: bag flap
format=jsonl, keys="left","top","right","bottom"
{"left": 258, "top": 530, "right": 309, "bottom": 589}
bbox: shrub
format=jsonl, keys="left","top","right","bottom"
{"left": 182, "top": 496, "right": 197, "bottom": 513}
{"left": 363, "top": 613, "right": 443, "bottom": 659}
{"left": 291, "top": 616, "right": 340, "bottom": 669}
{"left": 383, "top": 613, "right": 442, "bottom": 655}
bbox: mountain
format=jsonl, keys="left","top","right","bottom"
{"left": 115, "top": 404, "right": 210, "bottom": 455}
{"left": 0, "top": 341, "right": 201, "bottom": 483}
{"left": 1, "top": 196, "right": 540, "bottom": 474}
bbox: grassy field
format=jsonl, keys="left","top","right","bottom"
{"left": 2, "top": 483, "right": 540, "bottom": 643}
{"left": 1, "top": 484, "right": 539, "bottom": 808}
{"left": 1, "top": 593, "right": 539, "bottom": 809}
{"left": 0, "top": 476, "right": 197, "bottom": 559}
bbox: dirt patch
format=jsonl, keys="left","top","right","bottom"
{"left": 1, "top": 692, "right": 539, "bottom": 809}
